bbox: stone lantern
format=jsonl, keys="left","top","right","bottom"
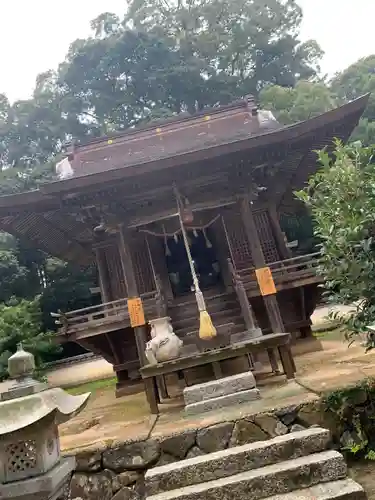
{"left": 0, "top": 344, "right": 90, "bottom": 500}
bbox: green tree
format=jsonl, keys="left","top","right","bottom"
{"left": 55, "top": 0, "right": 323, "bottom": 131}
{"left": 331, "top": 56, "right": 375, "bottom": 144}
{"left": 0, "top": 298, "right": 59, "bottom": 380}
{"left": 259, "top": 80, "right": 338, "bottom": 124}
{"left": 40, "top": 258, "right": 97, "bottom": 332}
{"left": 0, "top": 251, "right": 28, "bottom": 303}
{"left": 126, "top": 0, "right": 322, "bottom": 95}
{"left": 0, "top": 70, "right": 93, "bottom": 171}
{"left": 57, "top": 30, "right": 184, "bottom": 131}
{"left": 0, "top": 234, "right": 39, "bottom": 303}
{"left": 91, "top": 12, "right": 121, "bottom": 38}
{"left": 296, "top": 141, "right": 375, "bottom": 346}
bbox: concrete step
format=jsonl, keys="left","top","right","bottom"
{"left": 146, "top": 450, "right": 346, "bottom": 500}
{"left": 145, "top": 428, "right": 331, "bottom": 495}
{"left": 183, "top": 372, "right": 256, "bottom": 405}
{"left": 185, "top": 387, "right": 261, "bottom": 414}
{"left": 265, "top": 479, "right": 366, "bottom": 499}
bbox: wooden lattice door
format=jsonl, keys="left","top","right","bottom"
{"left": 253, "top": 210, "right": 280, "bottom": 263}
{"left": 222, "top": 206, "right": 280, "bottom": 270}
{"left": 130, "top": 232, "right": 156, "bottom": 295}
{"left": 222, "top": 206, "right": 253, "bottom": 271}
{"left": 97, "top": 243, "right": 127, "bottom": 300}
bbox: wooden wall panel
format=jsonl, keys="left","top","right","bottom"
{"left": 254, "top": 210, "right": 280, "bottom": 263}
{"left": 222, "top": 206, "right": 253, "bottom": 271}
{"left": 222, "top": 206, "right": 280, "bottom": 270}
{"left": 99, "top": 244, "right": 127, "bottom": 300}
{"left": 131, "top": 232, "right": 155, "bottom": 295}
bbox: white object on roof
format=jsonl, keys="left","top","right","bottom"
{"left": 258, "top": 109, "right": 278, "bottom": 124}
{"left": 56, "top": 157, "right": 74, "bottom": 180}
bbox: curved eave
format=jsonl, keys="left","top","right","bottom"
{"left": 0, "top": 189, "right": 59, "bottom": 212}
{"left": 40, "top": 94, "right": 370, "bottom": 196}
{"left": 0, "top": 212, "right": 93, "bottom": 265}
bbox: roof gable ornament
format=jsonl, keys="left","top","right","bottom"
{"left": 245, "top": 94, "right": 258, "bottom": 117}
{"left": 56, "top": 157, "right": 74, "bottom": 180}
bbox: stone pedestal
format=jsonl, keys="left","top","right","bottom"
{"left": 0, "top": 457, "right": 75, "bottom": 500}
{"left": 183, "top": 371, "right": 260, "bottom": 415}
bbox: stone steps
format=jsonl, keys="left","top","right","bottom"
{"left": 146, "top": 450, "right": 346, "bottom": 500}
{"left": 183, "top": 371, "right": 259, "bottom": 415}
{"left": 185, "top": 388, "right": 261, "bottom": 414}
{"left": 145, "top": 428, "right": 367, "bottom": 500}
{"left": 184, "top": 371, "right": 256, "bottom": 405}
{"left": 146, "top": 428, "right": 331, "bottom": 495}
{"left": 265, "top": 479, "right": 366, "bottom": 499}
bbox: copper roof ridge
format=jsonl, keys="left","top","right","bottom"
{"left": 72, "top": 96, "right": 257, "bottom": 150}
{"left": 41, "top": 93, "right": 368, "bottom": 192}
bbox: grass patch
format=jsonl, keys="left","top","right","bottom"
{"left": 314, "top": 326, "right": 346, "bottom": 341}
{"left": 66, "top": 377, "right": 116, "bottom": 395}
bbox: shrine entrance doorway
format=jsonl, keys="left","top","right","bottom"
{"left": 165, "top": 228, "right": 222, "bottom": 297}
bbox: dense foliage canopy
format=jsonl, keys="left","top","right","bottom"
{"left": 296, "top": 142, "right": 375, "bottom": 346}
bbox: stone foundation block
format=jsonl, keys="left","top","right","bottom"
{"left": 146, "top": 450, "right": 346, "bottom": 500}
{"left": 185, "top": 388, "right": 260, "bottom": 415}
{"left": 265, "top": 478, "right": 366, "bottom": 499}
{"left": 183, "top": 372, "right": 256, "bottom": 406}
{"left": 145, "top": 428, "right": 331, "bottom": 495}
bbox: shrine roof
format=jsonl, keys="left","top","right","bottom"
{"left": 0, "top": 94, "right": 368, "bottom": 263}
{"left": 39, "top": 93, "right": 369, "bottom": 195}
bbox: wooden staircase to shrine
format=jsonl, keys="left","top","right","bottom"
{"left": 169, "top": 286, "right": 246, "bottom": 341}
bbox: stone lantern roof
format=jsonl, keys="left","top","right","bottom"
{"left": 0, "top": 344, "right": 90, "bottom": 435}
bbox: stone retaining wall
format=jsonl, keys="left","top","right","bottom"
{"left": 66, "top": 400, "right": 330, "bottom": 500}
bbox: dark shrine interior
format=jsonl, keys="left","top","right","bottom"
{"left": 165, "top": 229, "right": 222, "bottom": 296}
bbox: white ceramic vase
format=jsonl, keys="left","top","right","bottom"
{"left": 145, "top": 317, "right": 183, "bottom": 365}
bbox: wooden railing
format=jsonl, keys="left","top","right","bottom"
{"left": 53, "top": 255, "right": 321, "bottom": 338}
{"left": 235, "top": 251, "right": 322, "bottom": 293}
{"left": 52, "top": 291, "right": 159, "bottom": 337}
{"left": 238, "top": 252, "right": 321, "bottom": 279}
{"left": 268, "top": 251, "right": 321, "bottom": 275}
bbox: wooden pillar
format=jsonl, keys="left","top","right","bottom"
{"left": 239, "top": 196, "right": 286, "bottom": 374}
{"left": 268, "top": 205, "right": 291, "bottom": 260}
{"left": 118, "top": 227, "right": 148, "bottom": 366}
{"left": 239, "top": 196, "right": 285, "bottom": 334}
{"left": 94, "top": 246, "right": 111, "bottom": 303}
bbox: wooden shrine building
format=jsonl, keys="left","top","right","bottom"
{"left": 0, "top": 95, "right": 368, "bottom": 398}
